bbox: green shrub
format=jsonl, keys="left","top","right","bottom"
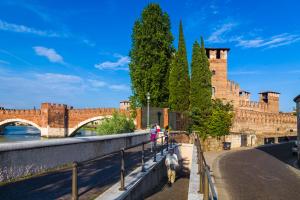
{"left": 207, "top": 99, "right": 234, "bottom": 137}
{"left": 96, "top": 112, "right": 135, "bottom": 135}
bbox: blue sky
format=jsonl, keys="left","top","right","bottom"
{"left": 0, "top": 0, "right": 299, "bottom": 111}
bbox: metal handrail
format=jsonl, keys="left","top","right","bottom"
{"left": 194, "top": 132, "right": 218, "bottom": 200}
{"left": 71, "top": 133, "right": 172, "bottom": 198}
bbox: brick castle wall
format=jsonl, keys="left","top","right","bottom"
{"left": 206, "top": 48, "right": 296, "bottom": 135}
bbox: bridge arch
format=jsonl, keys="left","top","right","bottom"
{"left": 0, "top": 118, "right": 42, "bottom": 131}
{"left": 68, "top": 115, "right": 112, "bottom": 136}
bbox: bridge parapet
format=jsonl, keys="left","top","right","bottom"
{"left": 0, "top": 103, "right": 133, "bottom": 138}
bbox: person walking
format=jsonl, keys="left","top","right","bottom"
{"left": 165, "top": 148, "right": 178, "bottom": 186}
{"left": 150, "top": 124, "right": 157, "bottom": 152}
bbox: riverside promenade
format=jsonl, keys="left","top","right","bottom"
{"left": 0, "top": 144, "right": 155, "bottom": 200}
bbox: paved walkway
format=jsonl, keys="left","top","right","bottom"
{"left": 146, "top": 175, "right": 189, "bottom": 200}
{"left": 0, "top": 144, "right": 159, "bottom": 200}
{"left": 212, "top": 147, "right": 300, "bottom": 200}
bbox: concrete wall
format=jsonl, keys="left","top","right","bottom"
{"left": 0, "top": 131, "right": 148, "bottom": 182}
{"left": 177, "top": 144, "right": 193, "bottom": 174}
{"left": 188, "top": 145, "right": 203, "bottom": 200}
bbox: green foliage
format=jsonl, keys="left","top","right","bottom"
{"left": 129, "top": 95, "right": 140, "bottom": 118}
{"left": 189, "top": 38, "right": 212, "bottom": 137}
{"left": 96, "top": 112, "right": 135, "bottom": 135}
{"left": 169, "top": 20, "right": 190, "bottom": 111}
{"left": 208, "top": 99, "right": 234, "bottom": 137}
{"left": 129, "top": 3, "right": 174, "bottom": 108}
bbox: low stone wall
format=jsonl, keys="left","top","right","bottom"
{"left": 0, "top": 131, "right": 148, "bottom": 183}
{"left": 202, "top": 133, "right": 256, "bottom": 151}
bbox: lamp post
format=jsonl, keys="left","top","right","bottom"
{"left": 293, "top": 95, "right": 300, "bottom": 166}
{"left": 147, "top": 92, "right": 150, "bottom": 129}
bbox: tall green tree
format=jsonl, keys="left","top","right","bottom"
{"left": 189, "top": 37, "right": 212, "bottom": 137}
{"left": 208, "top": 99, "right": 234, "bottom": 137}
{"left": 169, "top": 21, "right": 190, "bottom": 111}
{"left": 129, "top": 3, "right": 174, "bottom": 107}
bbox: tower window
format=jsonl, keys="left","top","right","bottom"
{"left": 216, "top": 50, "right": 221, "bottom": 59}
{"left": 212, "top": 87, "right": 216, "bottom": 96}
{"left": 212, "top": 70, "right": 216, "bottom": 75}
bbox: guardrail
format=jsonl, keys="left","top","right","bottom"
{"left": 70, "top": 133, "right": 175, "bottom": 200}
{"left": 194, "top": 133, "right": 218, "bottom": 200}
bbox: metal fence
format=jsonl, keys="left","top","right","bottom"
{"left": 194, "top": 133, "right": 218, "bottom": 200}
{"left": 70, "top": 134, "right": 176, "bottom": 200}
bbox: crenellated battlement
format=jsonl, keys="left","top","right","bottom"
{"left": 0, "top": 109, "right": 41, "bottom": 115}
{"left": 234, "top": 109, "right": 297, "bottom": 127}
{"left": 41, "top": 103, "right": 68, "bottom": 110}
{"left": 227, "top": 80, "right": 240, "bottom": 93}
{"left": 239, "top": 100, "right": 270, "bottom": 112}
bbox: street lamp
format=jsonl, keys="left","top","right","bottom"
{"left": 294, "top": 95, "right": 300, "bottom": 166}
{"left": 147, "top": 92, "right": 150, "bottom": 129}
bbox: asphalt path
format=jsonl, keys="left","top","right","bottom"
{"left": 146, "top": 173, "right": 189, "bottom": 200}
{"left": 0, "top": 144, "right": 161, "bottom": 200}
{"left": 214, "top": 144, "right": 300, "bottom": 200}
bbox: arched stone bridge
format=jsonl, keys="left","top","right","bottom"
{"left": 0, "top": 103, "right": 131, "bottom": 137}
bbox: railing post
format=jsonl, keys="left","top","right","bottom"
{"left": 153, "top": 139, "right": 157, "bottom": 162}
{"left": 166, "top": 135, "right": 169, "bottom": 152}
{"left": 197, "top": 142, "right": 204, "bottom": 194}
{"left": 204, "top": 167, "right": 209, "bottom": 200}
{"left": 161, "top": 136, "right": 164, "bottom": 156}
{"left": 72, "top": 162, "right": 78, "bottom": 200}
{"left": 119, "top": 148, "right": 125, "bottom": 191}
{"left": 141, "top": 143, "right": 145, "bottom": 172}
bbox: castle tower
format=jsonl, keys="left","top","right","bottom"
{"left": 206, "top": 48, "right": 230, "bottom": 100}
{"left": 259, "top": 91, "right": 280, "bottom": 113}
{"left": 41, "top": 103, "right": 68, "bottom": 137}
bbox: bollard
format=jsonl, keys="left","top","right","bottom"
{"left": 204, "top": 168, "right": 209, "bottom": 200}
{"left": 153, "top": 139, "right": 157, "bottom": 162}
{"left": 161, "top": 137, "right": 164, "bottom": 156}
{"left": 72, "top": 162, "right": 78, "bottom": 200}
{"left": 119, "top": 149, "right": 125, "bottom": 191}
{"left": 141, "top": 143, "right": 145, "bottom": 172}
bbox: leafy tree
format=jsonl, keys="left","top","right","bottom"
{"left": 208, "top": 99, "right": 234, "bottom": 137}
{"left": 189, "top": 38, "right": 212, "bottom": 137}
{"left": 169, "top": 21, "right": 190, "bottom": 111}
{"left": 129, "top": 3, "right": 174, "bottom": 108}
{"left": 96, "top": 112, "right": 135, "bottom": 135}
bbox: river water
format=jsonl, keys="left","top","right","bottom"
{"left": 0, "top": 126, "right": 97, "bottom": 143}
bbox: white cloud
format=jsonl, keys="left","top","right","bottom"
{"left": 88, "top": 79, "right": 129, "bottom": 91}
{"left": 109, "top": 84, "right": 130, "bottom": 91}
{"left": 88, "top": 79, "right": 107, "bottom": 87}
{"left": 33, "top": 46, "right": 64, "bottom": 64}
{"left": 0, "top": 19, "right": 94, "bottom": 47}
{"left": 0, "top": 59, "right": 9, "bottom": 65}
{"left": 0, "top": 48, "right": 33, "bottom": 66}
{"left": 0, "top": 19, "right": 61, "bottom": 37}
{"left": 208, "top": 22, "right": 237, "bottom": 43}
{"left": 35, "top": 73, "right": 82, "bottom": 83}
{"left": 235, "top": 33, "right": 300, "bottom": 48}
{"left": 82, "top": 39, "right": 96, "bottom": 47}
{"left": 95, "top": 54, "right": 130, "bottom": 70}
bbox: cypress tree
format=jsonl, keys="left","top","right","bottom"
{"left": 169, "top": 21, "right": 190, "bottom": 111}
{"left": 129, "top": 3, "right": 174, "bottom": 107}
{"left": 189, "top": 37, "right": 212, "bottom": 137}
